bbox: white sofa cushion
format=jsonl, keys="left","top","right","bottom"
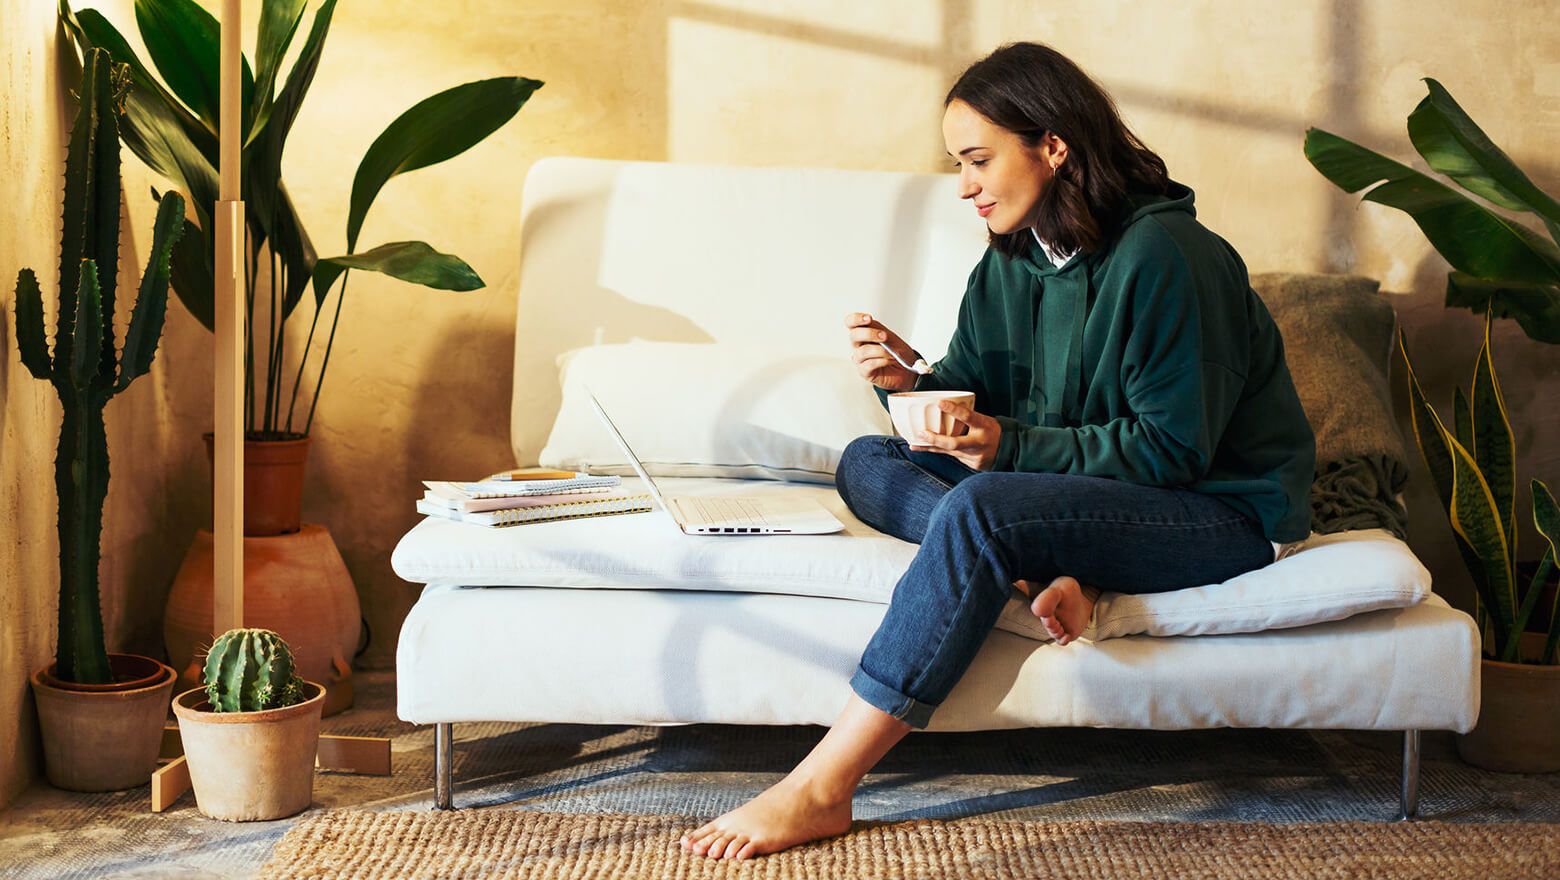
{"left": 392, "top": 478, "right": 1430, "bottom": 643}
{"left": 396, "top": 584, "right": 1478, "bottom": 732}
{"left": 538, "top": 342, "right": 892, "bottom": 483}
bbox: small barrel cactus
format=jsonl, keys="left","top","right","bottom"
{"left": 202, "top": 629, "right": 307, "bottom": 712}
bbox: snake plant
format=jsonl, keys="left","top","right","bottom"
{"left": 12, "top": 48, "right": 185, "bottom": 684}
{"left": 1305, "top": 79, "right": 1560, "bottom": 665}
{"left": 59, "top": 0, "right": 543, "bottom": 438}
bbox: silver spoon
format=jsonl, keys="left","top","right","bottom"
{"left": 883, "top": 341, "right": 934, "bottom": 375}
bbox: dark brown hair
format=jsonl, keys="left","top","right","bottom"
{"left": 946, "top": 42, "right": 1169, "bottom": 260}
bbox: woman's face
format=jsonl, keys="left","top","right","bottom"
{"left": 942, "top": 99, "right": 1064, "bottom": 236}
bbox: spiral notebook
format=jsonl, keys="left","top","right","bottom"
{"left": 415, "top": 493, "right": 652, "bottom": 527}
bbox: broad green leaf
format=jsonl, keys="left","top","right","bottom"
{"left": 66, "top": 4, "right": 216, "bottom": 161}
{"left": 70, "top": 260, "right": 103, "bottom": 391}
{"left": 1535, "top": 480, "right": 1560, "bottom": 665}
{"left": 252, "top": 0, "right": 307, "bottom": 120}
{"left": 117, "top": 192, "right": 184, "bottom": 392}
{"left": 258, "top": 0, "right": 336, "bottom": 173}
{"left": 166, "top": 212, "right": 214, "bottom": 331}
{"left": 346, "top": 76, "right": 542, "bottom": 251}
{"left": 1471, "top": 316, "right": 1516, "bottom": 561}
{"left": 15, "top": 270, "right": 52, "bottom": 380}
{"left": 314, "top": 241, "right": 485, "bottom": 291}
{"left": 1452, "top": 385, "right": 1473, "bottom": 454}
{"left": 133, "top": 0, "right": 253, "bottom": 133}
{"left": 1304, "top": 128, "right": 1560, "bottom": 286}
{"left": 1445, "top": 271, "right": 1560, "bottom": 345}
{"left": 1401, "top": 331, "right": 1454, "bottom": 511}
{"left": 1446, "top": 433, "right": 1517, "bottom": 650}
{"left": 1408, "top": 79, "right": 1560, "bottom": 226}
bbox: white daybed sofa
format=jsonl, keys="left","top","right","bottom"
{"left": 392, "top": 157, "right": 1479, "bottom": 817}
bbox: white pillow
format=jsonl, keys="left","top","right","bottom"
{"left": 538, "top": 342, "right": 893, "bottom": 483}
{"left": 391, "top": 477, "right": 1431, "bottom": 643}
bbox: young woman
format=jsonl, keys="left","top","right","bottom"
{"left": 680, "top": 41, "right": 1315, "bottom": 861}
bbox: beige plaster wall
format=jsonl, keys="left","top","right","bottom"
{"left": 1, "top": 1, "right": 211, "bottom": 806}
{"left": 5, "top": 0, "right": 1557, "bottom": 804}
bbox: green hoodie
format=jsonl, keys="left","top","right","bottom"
{"left": 901, "top": 182, "right": 1315, "bottom": 543}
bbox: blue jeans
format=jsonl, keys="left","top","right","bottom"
{"left": 835, "top": 435, "right": 1274, "bottom": 729}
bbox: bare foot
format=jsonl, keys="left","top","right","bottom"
{"left": 1016, "top": 576, "right": 1099, "bottom": 645}
{"left": 680, "top": 773, "right": 853, "bottom": 860}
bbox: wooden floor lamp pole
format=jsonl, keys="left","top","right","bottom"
{"left": 214, "top": 0, "right": 244, "bottom": 635}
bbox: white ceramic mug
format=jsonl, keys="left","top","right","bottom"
{"left": 887, "top": 390, "right": 976, "bottom": 443}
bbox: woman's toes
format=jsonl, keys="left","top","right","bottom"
{"left": 735, "top": 840, "right": 758, "bottom": 860}
{"left": 720, "top": 835, "right": 751, "bottom": 860}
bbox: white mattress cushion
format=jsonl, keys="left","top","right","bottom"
{"left": 538, "top": 342, "right": 893, "bottom": 483}
{"left": 396, "top": 585, "right": 1479, "bottom": 732}
{"left": 392, "top": 478, "right": 1432, "bottom": 642}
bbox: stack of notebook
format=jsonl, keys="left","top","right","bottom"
{"left": 417, "top": 470, "right": 653, "bottom": 527}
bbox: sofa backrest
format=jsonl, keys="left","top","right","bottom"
{"left": 511, "top": 157, "right": 990, "bottom": 465}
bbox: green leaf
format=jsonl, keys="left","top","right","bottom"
{"left": 70, "top": 260, "right": 103, "bottom": 391}
{"left": 346, "top": 76, "right": 542, "bottom": 251}
{"left": 1536, "top": 480, "right": 1560, "bottom": 665}
{"left": 1304, "top": 128, "right": 1560, "bottom": 286}
{"left": 1401, "top": 331, "right": 1455, "bottom": 511}
{"left": 166, "top": 212, "right": 214, "bottom": 331}
{"left": 257, "top": 0, "right": 337, "bottom": 172}
{"left": 1408, "top": 79, "right": 1560, "bottom": 226}
{"left": 1509, "top": 550, "right": 1553, "bottom": 662}
{"left": 314, "top": 241, "right": 485, "bottom": 292}
{"left": 133, "top": 0, "right": 253, "bottom": 133}
{"left": 117, "top": 192, "right": 185, "bottom": 393}
{"left": 14, "top": 269, "right": 53, "bottom": 380}
{"left": 1452, "top": 385, "right": 1473, "bottom": 454}
{"left": 1445, "top": 271, "right": 1560, "bottom": 345}
{"left": 252, "top": 0, "right": 307, "bottom": 131}
{"left": 65, "top": 4, "right": 216, "bottom": 164}
{"left": 1470, "top": 316, "right": 1516, "bottom": 562}
{"left": 1446, "top": 432, "right": 1517, "bottom": 652}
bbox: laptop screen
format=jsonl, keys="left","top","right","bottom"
{"left": 586, "top": 391, "right": 672, "bottom": 515}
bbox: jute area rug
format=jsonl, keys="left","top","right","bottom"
{"left": 254, "top": 809, "right": 1560, "bottom": 879}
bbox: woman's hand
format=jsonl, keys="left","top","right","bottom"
{"left": 909, "top": 399, "right": 1003, "bottom": 471}
{"left": 845, "top": 312, "right": 918, "bottom": 393}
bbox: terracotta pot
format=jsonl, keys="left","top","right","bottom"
{"left": 1456, "top": 647, "right": 1560, "bottom": 773}
{"left": 164, "top": 524, "right": 360, "bottom": 716}
{"left": 30, "top": 654, "right": 177, "bottom": 792}
{"left": 172, "top": 682, "right": 325, "bottom": 821}
{"left": 202, "top": 433, "right": 310, "bottom": 536}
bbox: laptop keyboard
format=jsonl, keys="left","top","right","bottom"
{"left": 682, "top": 496, "right": 772, "bottom": 528}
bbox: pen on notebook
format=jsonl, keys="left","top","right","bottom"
{"left": 483, "top": 468, "right": 581, "bottom": 482}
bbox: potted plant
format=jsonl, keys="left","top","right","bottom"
{"left": 59, "top": 0, "right": 542, "bottom": 711}
{"left": 16, "top": 48, "right": 185, "bottom": 791}
{"left": 172, "top": 628, "right": 325, "bottom": 821}
{"left": 60, "top": 0, "right": 542, "bottom": 529}
{"left": 1306, "top": 79, "right": 1560, "bottom": 771}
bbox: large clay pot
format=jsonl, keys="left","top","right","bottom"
{"left": 164, "top": 525, "right": 359, "bottom": 716}
{"left": 202, "top": 433, "right": 310, "bottom": 536}
{"left": 1456, "top": 638, "right": 1560, "bottom": 773}
{"left": 172, "top": 681, "right": 325, "bottom": 821}
{"left": 29, "top": 654, "right": 177, "bottom": 791}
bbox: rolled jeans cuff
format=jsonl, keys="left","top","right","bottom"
{"left": 849, "top": 665, "right": 937, "bottom": 730}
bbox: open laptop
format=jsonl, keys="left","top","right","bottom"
{"left": 588, "top": 392, "right": 845, "bottom": 535}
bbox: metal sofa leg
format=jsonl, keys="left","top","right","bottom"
{"left": 1399, "top": 730, "right": 1420, "bottom": 821}
{"left": 435, "top": 723, "right": 455, "bottom": 810}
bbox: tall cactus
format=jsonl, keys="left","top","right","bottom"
{"left": 12, "top": 48, "right": 185, "bottom": 684}
{"left": 202, "top": 629, "right": 306, "bottom": 712}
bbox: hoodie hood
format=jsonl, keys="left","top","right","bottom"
{"left": 1017, "top": 181, "right": 1197, "bottom": 428}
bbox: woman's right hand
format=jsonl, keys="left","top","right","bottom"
{"left": 845, "top": 312, "right": 919, "bottom": 393}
